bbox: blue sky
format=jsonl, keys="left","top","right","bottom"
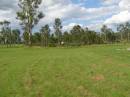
{"left": 80, "top": 0, "right": 101, "bottom": 8}
{"left": 0, "top": 0, "right": 130, "bottom": 32}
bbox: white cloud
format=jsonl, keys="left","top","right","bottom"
{"left": 0, "top": 0, "right": 129, "bottom": 31}
{"left": 41, "top": 0, "right": 71, "bottom": 7}
{"left": 63, "top": 23, "right": 83, "bottom": 31}
{"left": 119, "top": 0, "right": 130, "bottom": 10}
{"left": 39, "top": 2, "right": 118, "bottom": 25}
{"left": 0, "top": 9, "right": 15, "bottom": 21}
{"left": 101, "top": 0, "right": 130, "bottom": 30}
{"left": 101, "top": 0, "right": 120, "bottom": 5}
{"left": 37, "top": 0, "right": 119, "bottom": 31}
{"left": 104, "top": 11, "right": 130, "bottom": 24}
{"left": 0, "top": 0, "right": 17, "bottom": 10}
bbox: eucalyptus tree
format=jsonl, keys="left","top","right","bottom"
{"left": 17, "top": 0, "right": 44, "bottom": 46}
{"left": 40, "top": 24, "right": 50, "bottom": 47}
{"left": 0, "top": 22, "right": 3, "bottom": 44}
{"left": 0, "top": 20, "right": 11, "bottom": 46}
{"left": 49, "top": 33, "right": 57, "bottom": 47}
{"left": 101, "top": 25, "right": 108, "bottom": 42}
{"left": 54, "top": 18, "right": 62, "bottom": 45}
{"left": 117, "top": 22, "right": 130, "bottom": 42}
{"left": 23, "top": 31, "right": 29, "bottom": 45}
{"left": 101, "top": 25, "right": 117, "bottom": 43}
{"left": 12, "top": 29, "right": 21, "bottom": 44}
{"left": 70, "top": 25, "right": 84, "bottom": 45}
{"left": 63, "top": 31, "right": 71, "bottom": 45}
{"left": 32, "top": 32, "right": 41, "bottom": 44}
{"left": 117, "top": 24, "right": 125, "bottom": 41}
{"left": 4, "top": 21, "right": 11, "bottom": 46}
{"left": 106, "top": 28, "right": 116, "bottom": 43}
{"left": 125, "top": 22, "right": 130, "bottom": 42}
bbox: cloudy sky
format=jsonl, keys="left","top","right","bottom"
{"left": 0, "top": 0, "right": 130, "bottom": 32}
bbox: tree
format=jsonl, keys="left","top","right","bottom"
{"left": 17, "top": 0, "right": 44, "bottom": 46}
{"left": 0, "top": 22, "right": 3, "bottom": 44}
{"left": 40, "top": 24, "right": 50, "bottom": 47}
{"left": 12, "top": 29, "right": 21, "bottom": 44}
{"left": 32, "top": 32, "right": 41, "bottom": 45}
{"left": 101, "top": 25, "right": 116, "bottom": 43}
{"left": 117, "top": 22, "right": 130, "bottom": 42}
{"left": 54, "top": 18, "right": 62, "bottom": 45}
{"left": 63, "top": 31, "right": 71, "bottom": 45}
{"left": 125, "top": 22, "right": 130, "bottom": 42}
{"left": 23, "top": 31, "right": 29, "bottom": 45}
{"left": 70, "top": 25, "right": 84, "bottom": 45}
{"left": 101, "top": 25, "right": 108, "bottom": 42}
{"left": 106, "top": 28, "right": 116, "bottom": 43}
{"left": 117, "top": 24, "right": 125, "bottom": 41}
{"left": 81, "top": 27, "right": 89, "bottom": 45}
{"left": 49, "top": 33, "right": 57, "bottom": 47}
{"left": 86, "top": 30, "right": 97, "bottom": 45}
{"left": 0, "top": 20, "right": 11, "bottom": 46}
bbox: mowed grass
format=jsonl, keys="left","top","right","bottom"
{"left": 0, "top": 44, "right": 130, "bottom": 97}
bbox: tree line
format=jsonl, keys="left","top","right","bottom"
{"left": 0, "top": 21, "right": 21, "bottom": 47}
{"left": 0, "top": 0, "right": 130, "bottom": 47}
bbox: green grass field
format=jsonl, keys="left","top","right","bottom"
{"left": 0, "top": 44, "right": 130, "bottom": 97}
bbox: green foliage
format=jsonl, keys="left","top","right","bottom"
{"left": 117, "top": 22, "right": 130, "bottom": 42}
{"left": 12, "top": 29, "right": 21, "bottom": 44}
{"left": 40, "top": 24, "right": 51, "bottom": 47}
{"left": 23, "top": 31, "right": 29, "bottom": 45}
{"left": 17, "top": 0, "right": 44, "bottom": 46}
{"left": 32, "top": 32, "right": 41, "bottom": 45}
{"left": 0, "top": 20, "right": 21, "bottom": 46}
{"left": 1, "top": 18, "right": 130, "bottom": 47}
{"left": 54, "top": 18, "right": 62, "bottom": 45}
{"left": 70, "top": 25, "right": 84, "bottom": 43}
{"left": 101, "top": 25, "right": 117, "bottom": 43}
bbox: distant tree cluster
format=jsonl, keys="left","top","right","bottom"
{"left": 0, "top": 21, "right": 21, "bottom": 47}
{"left": 1, "top": 19, "right": 130, "bottom": 47}
{"left": 0, "top": 0, "right": 130, "bottom": 47}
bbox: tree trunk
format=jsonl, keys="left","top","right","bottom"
{"left": 128, "top": 32, "right": 130, "bottom": 42}
{"left": 28, "top": 28, "right": 32, "bottom": 46}
{"left": 121, "top": 33, "right": 123, "bottom": 42}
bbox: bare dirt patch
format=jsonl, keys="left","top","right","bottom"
{"left": 127, "top": 48, "right": 130, "bottom": 51}
{"left": 91, "top": 64, "right": 97, "bottom": 69}
{"left": 23, "top": 72, "right": 34, "bottom": 91}
{"left": 113, "top": 72, "right": 128, "bottom": 77}
{"left": 77, "top": 85, "right": 89, "bottom": 96}
{"left": 91, "top": 74, "right": 105, "bottom": 81}
{"left": 119, "top": 64, "right": 130, "bottom": 67}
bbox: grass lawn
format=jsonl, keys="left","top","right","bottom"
{"left": 0, "top": 44, "right": 130, "bottom": 97}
